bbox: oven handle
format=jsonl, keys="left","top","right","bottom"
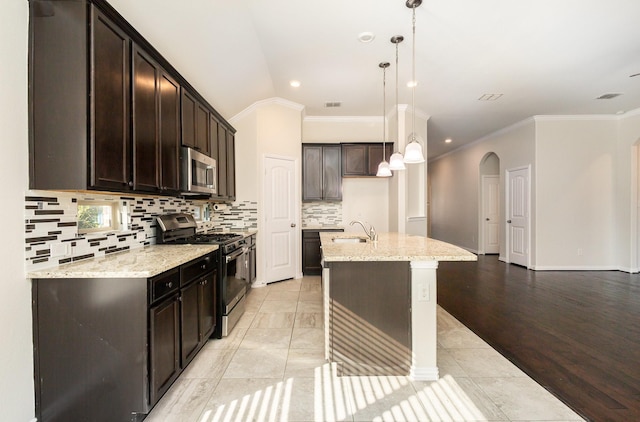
{"left": 225, "top": 248, "right": 245, "bottom": 263}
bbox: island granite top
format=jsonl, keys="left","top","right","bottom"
{"left": 320, "top": 232, "right": 477, "bottom": 262}
{"left": 27, "top": 244, "right": 219, "bottom": 279}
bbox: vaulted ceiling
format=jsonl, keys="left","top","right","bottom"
{"left": 109, "top": 0, "right": 640, "bottom": 159}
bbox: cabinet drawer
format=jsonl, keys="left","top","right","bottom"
{"left": 150, "top": 268, "right": 180, "bottom": 304}
{"left": 180, "top": 253, "right": 216, "bottom": 285}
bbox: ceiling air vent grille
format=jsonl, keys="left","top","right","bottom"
{"left": 478, "top": 94, "right": 503, "bottom": 101}
{"left": 324, "top": 101, "right": 342, "bottom": 108}
{"left": 596, "top": 93, "right": 622, "bottom": 100}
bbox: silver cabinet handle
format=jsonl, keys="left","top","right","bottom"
{"left": 507, "top": 220, "right": 512, "bottom": 223}
{"left": 291, "top": 223, "right": 296, "bottom": 228}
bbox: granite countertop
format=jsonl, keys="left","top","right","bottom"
{"left": 320, "top": 232, "right": 477, "bottom": 262}
{"left": 302, "top": 225, "right": 345, "bottom": 231}
{"left": 27, "top": 244, "right": 219, "bottom": 279}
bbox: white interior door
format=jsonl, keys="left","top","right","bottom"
{"left": 264, "top": 156, "right": 297, "bottom": 283}
{"left": 507, "top": 167, "right": 530, "bottom": 267}
{"left": 482, "top": 175, "right": 500, "bottom": 254}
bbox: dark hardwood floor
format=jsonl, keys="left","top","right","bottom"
{"left": 437, "top": 255, "right": 640, "bottom": 422}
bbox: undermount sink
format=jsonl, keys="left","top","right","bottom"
{"left": 332, "top": 237, "right": 368, "bottom": 243}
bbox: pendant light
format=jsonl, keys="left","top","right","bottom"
{"left": 376, "top": 62, "right": 392, "bottom": 177}
{"left": 388, "top": 35, "right": 406, "bottom": 171}
{"left": 404, "top": 0, "right": 425, "bottom": 164}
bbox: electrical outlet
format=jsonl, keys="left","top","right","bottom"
{"left": 577, "top": 248, "right": 583, "bottom": 256}
{"left": 50, "top": 243, "right": 69, "bottom": 257}
{"left": 418, "top": 280, "right": 430, "bottom": 302}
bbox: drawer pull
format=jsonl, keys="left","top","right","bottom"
{"left": 166, "top": 281, "right": 173, "bottom": 288}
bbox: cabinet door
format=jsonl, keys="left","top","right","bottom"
{"left": 132, "top": 46, "right": 159, "bottom": 192}
{"left": 180, "top": 281, "right": 200, "bottom": 367}
{"left": 227, "top": 131, "right": 236, "bottom": 200}
{"left": 209, "top": 115, "right": 219, "bottom": 163}
{"left": 323, "top": 146, "right": 342, "bottom": 200}
{"left": 150, "top": 295, "right": 180, "bottom": 405}
{"left": 342, "top": 144, "right": 367, "bottom": 176}
{"left": 249, "top": 243, "right": 257, "bottom": 283}
{"left": 159, "top": 71, "right": 180, "bottom": 192}
{"left": 302, "top": 145, "right": 323, "bottom": 201}
{"left": 181, "top": 89, "right": 197, "bottom": 149}
{"left": 217, "top": 125, "right": 228, "bottom": 198}
{"left": 302, "top": 231, "right": 322, "bottom": 275}
{"left": 195, "top": 103, "right": 210, "bottom": 155}
{"left": 91, "top": 9, "right": 131, "bottom": 190}
{"left": 198, "top": 272, "right": 216, "bottom": 340}
{"left": 367, "top": 143, "right": 394, "bottom": 176}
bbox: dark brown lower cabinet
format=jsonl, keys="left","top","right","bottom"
{"left": 302, "top": 229, "right": 343, "bottom": 275}
{"left": 327, "top": 261, "right": 411, "bottom": 376}
{"left": 32, "top": 252, "right": 217, "bottom": 422}
{"left": 180, "top": 280, "right": 201, "bottom": 366}
{"left": 150, "top": 293, "right": 180, "bottom": 405}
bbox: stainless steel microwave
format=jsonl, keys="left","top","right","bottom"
{"left": 181, "top": 147, "right": 217, "bottom": 196}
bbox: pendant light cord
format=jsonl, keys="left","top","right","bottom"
{"left": 411, "top": 5, "right": 416, "bottom": 142}
{"left": 379, "top": 62, "right": 390, "bottom": 161}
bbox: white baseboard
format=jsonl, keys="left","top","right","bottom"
{"left": 410, "top": 366, "right": 439, "bottom": 381}
{"left": 251, "top": 279, "right": 267, "bottom": 288}
{"left": 532, "top": 265, "right": 618, "bottom": 271}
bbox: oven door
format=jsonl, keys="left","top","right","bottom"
{"left": 221, "top": 247, "right": 248, "bottom": 336}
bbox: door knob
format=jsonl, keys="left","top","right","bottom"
{"left": 485, "top": 218, "right": 490, "bottom": 221}
{"left": 507, "top": 219, "right": 512, "bottom": 223}
{"left": 291, "top": 223, "right": 296, "bottom": 227}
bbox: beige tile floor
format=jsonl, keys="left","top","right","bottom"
{"left": 145, "top": 276, "right": 584, "bottom": 422}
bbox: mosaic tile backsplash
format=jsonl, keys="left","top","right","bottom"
{"left": 25, "top": 190, "right": 258, "bottom": 272}
{"left": 301, "top": 201, "right": 343, "bottom": 227}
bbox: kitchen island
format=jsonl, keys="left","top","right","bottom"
{"left": 320, "top": 232, "right": 476, "bottom": 380}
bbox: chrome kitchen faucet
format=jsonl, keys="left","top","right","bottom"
{"left": 349, "top": 220, "right": 378, "bottom": 241}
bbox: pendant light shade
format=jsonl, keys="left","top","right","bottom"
{"left": 376, "top": 161, "right": 392, "bottom": 177}
{"left": 404, "top": 0, "right": 426, "bottom": 164}
{"left": 404, "top": 133, "right": 425, "bottom": 163}
{"left": 389, "top": 152, "right": 406, "bottom": 170}
{"left": 376, "top": 62, "right": 392, "bottom": 178}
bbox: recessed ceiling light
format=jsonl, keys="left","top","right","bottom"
{"left": 289, "top": 80, "right": 301, "bottom": 88}
{"left": 445, "top": 138, "right": 452, "bottom": 144}
{"left": 358, "top": 32, "right": 375, "bottom": 43}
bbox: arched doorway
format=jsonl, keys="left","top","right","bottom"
{"left": 479, "top": 152, "right": 500, "bottom": 254}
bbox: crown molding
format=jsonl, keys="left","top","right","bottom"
{"left": 230, "top": 97, "right": 305, "bottom": 123}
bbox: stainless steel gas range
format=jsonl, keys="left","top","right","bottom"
{"left": 156, "top": 213, "right": 249, "bottom": 337}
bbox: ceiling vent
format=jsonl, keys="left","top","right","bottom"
{"left": 324, "top": 101, "right": 342, "bottom": 108}
{"left": 596, "top": 93, "right": 622, "bottom": 100}
{"left": 478, "top": 94, "right": 503, "bottom": 101}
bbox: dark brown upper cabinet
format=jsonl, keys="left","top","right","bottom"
{"left": 341, "top": 143, "right": 393, "bottom": 177}
{"left": 302, "top": 144, "right": 342, "bottom": 201}
{"left": 28, "top": 0, "right": 235, "bottom": 195}
{"left": 181, "top": 88, "right": 210, "bottom": 156}
{"left": 158, "top": 72, "right": 181, "bottom": 193}
{"left": 217, "top": 124, "right": 228, "bottom": 198}
{"left": 132, "top": 46, "right": 160, "bottom": 192}
{"left": 226, "top": 131, "right": 236, "bottom": 200}
{"left": 29, "top": 2, "right": 132, "bottom": 191}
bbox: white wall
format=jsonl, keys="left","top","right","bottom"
{"left": 430, "top": 112, "right": 640, "bottom": 272}
{"left": 1, "top": 1, "right": 35, "bottom": 420}
{"left": 534, "top": 117, "right": 618, "bottom": 269}
{"left": 429, "top": 119, "right": 536, "bottom": 256}
{"left": 615, "top": 110, "right": 640, "bottom": 272}
{"left": 232, "top": 99, "right": 304, "bottom": 282}
{"left": 303, "top": 116, "right": 394, "bottom": 234}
